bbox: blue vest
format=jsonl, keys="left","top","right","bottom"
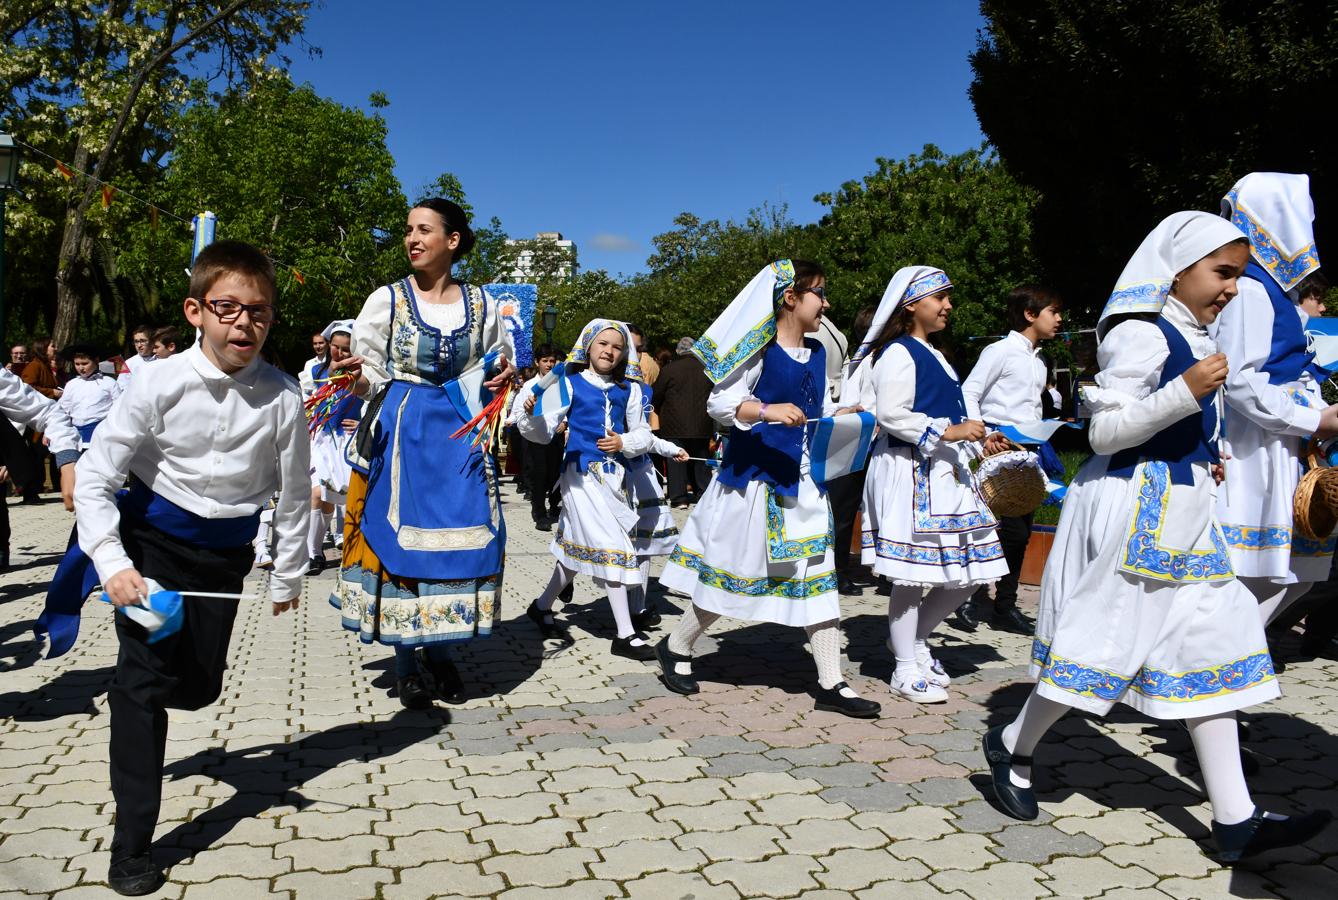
{"left": 1245, "top": 260, "right": 1328, "bottom": 385}
{"left": 718, "top": 339, "right": 825, "bottom": 497}
{"left": 312, "top": 361, "right": 366, "bottom": 435}
{"left": 563, "top": 374, "right": 631, "bottom": 472}
{"left": 1108, "top": 317, "right": 1218, "bottom": 486}
{"left": 885, "top": 336, "right": 968, "bottom": 449}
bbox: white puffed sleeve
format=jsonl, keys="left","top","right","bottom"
{"left": 871, "top": 343, "right": 954, "bottom": 458}
{"left": 351, "top": 286, "right": 394, "bottom": 390}
{"left": 1086, "top": 320, "right": 1201, "bottom": 456}
{"left": 706, "top": 355, "right": 763, "bottom": 430}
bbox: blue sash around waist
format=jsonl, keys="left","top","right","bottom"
{"left": 75, "top": 421, "right": 99, "bottom": 443}
{"left": 35, "top": 481, "right": 261, "bottom": 659}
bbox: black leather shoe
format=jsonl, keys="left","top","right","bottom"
{"left": 526, "top": 602, "right": 572, "bottom": 641}
{"left": 559, "top": 582, "right": 574, "bottom": 603}
{"left": 656, "top": 636, "right": 699, "bottom": 694}
{"left": 612, "top": 633, "right": 656, "bottom": 661}
{"left": 982, "top": 725, "right": 1038, "bottom": 820}
{"left": 396, "top": 674, "right": 432, "bottom": 710}
{"left": 1212, "top": 808, "right": 1332, "bottom": 862}
{"left": 991, "top": 607, "right": 1035, "bottom": 635}
{"left": 108, "top": 853, "right": 165, "bottom": 896}
{"left": 535, "top": 517, "right": 553, "bottom": 532}
{"left": 813, "top": 682, "right": 881, "bottom": 718}
{"left": 837, "top": 575, "right": 863, "bottom": 596}
{"left": 420, "top": 651, "right": 464, "bottom": 704}
{"left": 632, "top": 606, "right": 662, "bottom": 631}
{"left": 951, "top": 604, "right": 980, "bottom": 633}
{"left": 306, "top": 556, "right": 325, "bottom": 575}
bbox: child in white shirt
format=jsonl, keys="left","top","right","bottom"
{"left": 57, "top": 344, "right": 122, "bottom": 450}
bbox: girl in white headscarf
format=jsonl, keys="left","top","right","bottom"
{"left": 520, "top": 319, "right": 663, "bottom": 659}
{"left": 656, "top": 260, "right": 881, "bottom": 719}
{"left": 307, "top": 319, "right": 362, "bottom": 571}
{"left": 983, "top": 211, "right": 1330, "bottom": 861}
{"left": 1215, "top": 173, "right": 1338, "bottom": 623}
{"left": 849, "top": 267, "right": 1008, "bottom": 705}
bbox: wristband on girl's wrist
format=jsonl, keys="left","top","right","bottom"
{"left": 758, "top": 402, "right": 769, "bottom": 423}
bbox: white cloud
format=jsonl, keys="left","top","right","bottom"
{"left": 590, "top": 232, "right": 640, "bottom": 253}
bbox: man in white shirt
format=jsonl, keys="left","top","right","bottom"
{"left": 57, "top": 345, "right": 122, "bottom": 450}
{"left": 1, "top": 366, "right": 80, "bottom": 569}
{"left": 510, "top": 343, "right": 565, "bottom": 529}
{"left": 298, "top": 330, "right": 328, "bottom": 400}
{"left": 44, "top": 240, "right": 311, "bottom": 896}
{"left": 958, "top": 285, "right": 1063, "bottom": 635}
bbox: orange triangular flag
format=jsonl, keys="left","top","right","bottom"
{"left": 56, "top": 161, "right": 73, "bottom": 179}
{"left": 101, "top": 184, "right": 116, "bottom": 208}
{"left": 292, "top": 269, "right": 305, "bottom": 285}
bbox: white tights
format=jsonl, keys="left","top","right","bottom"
{"left": 1240, "top": 576, "right": 1312, "bottom": 627}
{"left": 887, "top": 584, "right": 974, "bottom": 680}
{"left": 535, "top": 562, "right": 645, "bottom": 643}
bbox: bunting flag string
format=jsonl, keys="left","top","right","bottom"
{"left": 9, "top": 136, "right": 323, "bottom": 291}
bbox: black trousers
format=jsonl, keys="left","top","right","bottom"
{"left": 973, "top": 512, "right": 1033, "bottom": 614}
{"left": 108, "top": 520, "right": 251, "bottom": 860}
{"left": 665, "top": 436, "right": 712, "bottom": 501}
{"left": 523, "top": 435, "right": 562, "bottom": 521}
{"left": 827, "top": 469, "right": 867, "bottom": 576}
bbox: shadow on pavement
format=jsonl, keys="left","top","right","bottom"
{"left": 0, "top": 655, "right": 113, "bottom": 718}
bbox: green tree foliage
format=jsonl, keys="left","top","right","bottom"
{"left": 814, "top": 144, "right": 1040, "bottom": 358}
{"left": 114, "top": 74, "right": 407, "bottom": 365}
{"left": 1, "top": 0, "right": 311, "bottom": 345}
{"left": 970, "top": 0, "right": 1337, "bottom": 317}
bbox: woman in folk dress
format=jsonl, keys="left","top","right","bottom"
{"left": 851, "top": 266, "right": 1008, "bottom": 704}
{"left": 982, "top": 211, "right": 1330, "bottom": 862}
{"left": 656, "top": 259, "right": 880, "bottom": 719}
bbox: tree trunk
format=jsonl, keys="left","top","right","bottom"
{"left": 52, "top": 144, "right": 95, "bottom": 347}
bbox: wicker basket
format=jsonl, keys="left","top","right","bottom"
{"left": 1293, "top": 440, "right": 1338, "bottom": 541}
{"left": 975, "top": 438, "right": 1048, "bottom": 518}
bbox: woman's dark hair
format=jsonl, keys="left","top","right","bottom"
{"left": 849, "top": 305, "right": 878, "bottom": 350}
{"left": 784, "top": 259, "right": 826, "bottom": 305}
{"left": 413, "top": 198, "right": 476, "bottom": 262}
{"left": 1006, "top": 283, "right": 1063, "bottom": 332}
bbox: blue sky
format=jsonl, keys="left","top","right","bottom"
{"left": 286, "top": 1, "right": 987, "bottom": 277}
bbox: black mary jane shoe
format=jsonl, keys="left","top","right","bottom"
{"left": 656, "top": 636, "right": 699, "bottom": 695}
{"left": 982, "top": 725, "right": 1039, "bottom": 820}
{"left": 526, "top": 602, "right": 572, "bottom": 641}
{"left": 1212, "top": 807, "right": 1333, "bottom": 862}
{"left": 396, "top": 673, "right": 433, "bottom": 710}
{"left": 419, "top": 651, "right": 465, "bottom": 704}
{"left": 611, "top": 632, "right": 656, "bottom": 661}
{"left": 108, "top": 853, "right": 166, "bottom": 896}
{"left": 631, "top": 604, "right": 662, "bottom": 631}
{"left": 813, "top": 681, "right": 881, "bottom": 718}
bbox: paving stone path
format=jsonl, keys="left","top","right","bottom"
{"left": 2, "top": 485, "right": 1337, "bottom": 898}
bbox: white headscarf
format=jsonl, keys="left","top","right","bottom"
{"left": 567, "top": 318, "right": 641, "bottom": 382}
{"left": 321, "top": 318, "right": 355, "bottom": 342}
{"left": 1097, "top": 211, "right": 1247, "bottom": 337}
{"left": 845, "top": 266, "right": 951, "bottom": 379}
{"left": 1221, "top": 172, "right": 1320, "bottom": 292}
{"left": 692, "top": 260, "right": 795, "bottom": 384}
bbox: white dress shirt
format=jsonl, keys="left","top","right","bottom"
{"left": 0, "top": 367, "right": 80, "bottom": 465}
{"left": 117, "top": 352, "right": 156, "bottom": 390}
{"left": 75, "top": 345, "right": 312, "bottom": 602}
{"left": 298, "top": 356, "right": 321, "bottom": 401}
{"left": 961, "top": 330, "right": 1046, "bottom": 425}
{"left": 58, "top": 372, "right": 122, "bottom": 433}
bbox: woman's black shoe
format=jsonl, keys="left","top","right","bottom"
{"left": 1212, "top": 808, "right": 1333, "bottom": 862}
{"left": 632, "top": 605, "right": 662, "bottom": 631}
{"left": 306, "top": 555, "right": 325, "bottom": 575}
{"left": 108, "top": 853, "right": 165, "bottom": 896}
{"left": 396, "top": 674, "right": 433, "bottom": 710}
{"left": 611, "top": 633, "right": 656, "bottom": 661}
{"left": 419, "top": 651, "right": 465, "bottom": 704}
{"left": 982, "top": 725, "right": 1038, "bottom": 820}
{"left": 656, "top": 637, "right": 699, "bottom": 694}
{"left": 526, "top": 602, "right": 572, "bottom": 641}
{"left": 813, "top": 682, "right": 880, "bottom": 718}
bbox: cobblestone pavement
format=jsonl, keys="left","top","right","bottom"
{"left": 3, "top": 485, "right": 1337, "bottom": 898}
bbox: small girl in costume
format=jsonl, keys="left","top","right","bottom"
{"left": 983, "top": 211, "right": 1330, "bottom": 861}
{"left": 306, "top": 319, "right": 362, "bottom": 572}
{"left": 656, "top": 259, "right": 880, "bottom": 718}
{"left": 625, "top": 395, "right": 690, "bottom": 629}
{"left": 520, "top": 319, "right": 662, "bottom": 659}
{"left": 851, "top": 267, "right": 1008, "bottom": 704}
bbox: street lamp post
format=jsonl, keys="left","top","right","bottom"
{"left": 542, "top": 302, "right": 558, "bottom": 344}
{"left": 0, "top": 133, "right": 21, "bottom": 348}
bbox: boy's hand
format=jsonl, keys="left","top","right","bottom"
{"left": 523, "top": 394, "right": 537, "bottom": 414}
{"left": 273, "top": 596, "right": 301, "bottom": 616}
{"left": 105, "top": 567, "right": 150, "bottom": 608}
{"left": 60, "top": 462, "right": 76, "bottom": 511}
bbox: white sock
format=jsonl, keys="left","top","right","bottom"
{"left": 916, "top": 585, "right": 974, "bottom": 640}
{"left": 536, "top": 564, "right": 575, "bottom": 612}
{"left": 630, "top": 559, "right": 652, "bottom": 614}
{"left": 1187, "top": 712, "right": 1256, "bottom": 825}
{"left": 307, "top": 508, "right": 329, "bottom": 559}
{"left": 1001, "top": 691, "right": 1068, "bottom": 788}
{"left": 667, "top": 605, "right": 719, "bottom": 674}
{"left": 806, "top": 621, "right": 856, "bottom": 696}
{"left": 603, "top": 579, "right": 642, "bottom": 641}
{"left": 888, "top": 585, "right": 922, "bottom": 682}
